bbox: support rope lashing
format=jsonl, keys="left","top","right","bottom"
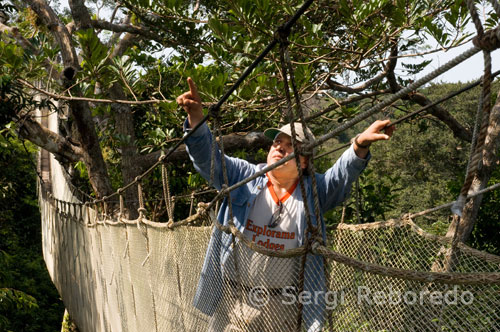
{"left": 160, "top": 152, "right": 175, "bottom": 223}
{"left": 136, "top": 177, "right": 147, "bottom": 223}
{"left": 188, "top": 192, "right": 195, "bottom": 217}
{"left": 451, "top": 0, "right": 495, "bottom": 217}
{"left": 277, "top": 25, "right": 328, "bottom": 330}
{"left": 117, "top": 188, "right": 125, "bottom": 221}
{"left": 354, "top": 179, "right": 362, "bottom": 224}
{"left": 277, "top": 30, "right": 307, "bottom": 332}
{"left": 208, "top": 104, "right": 247, "bottom": 312}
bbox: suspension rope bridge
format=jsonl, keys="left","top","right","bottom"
{"left": 36, "top": 0, "right": 500, "bottom": 331}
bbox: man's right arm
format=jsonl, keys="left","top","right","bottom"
{"left": 178, "top": 78, "right": 257, "bottom": 190}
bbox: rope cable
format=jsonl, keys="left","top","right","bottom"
{"left": 452, "top": 1, "right": 494, "bottom": 216}
{"left": 277, "top": 37, "right": 310, "bottom": 331}
{"left": 313, "top": 69, "right": 500, "bottom": 160}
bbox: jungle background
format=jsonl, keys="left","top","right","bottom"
{"left": 1, "top": 0, "right": 499, "bottom": 330}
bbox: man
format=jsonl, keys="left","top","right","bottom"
{"left": 177, "top": 78, "right": 394, "bottom": 332}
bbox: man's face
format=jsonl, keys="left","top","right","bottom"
{"left": 267, "top": 133, "right": 307, "bottom": 175}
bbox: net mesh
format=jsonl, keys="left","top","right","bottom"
{"left": 40, "top": 194, "right": 500, "bottom": 332}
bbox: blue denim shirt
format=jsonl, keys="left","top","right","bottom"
{"left": 184, "top": 121, "right": 370, "bottom": 331}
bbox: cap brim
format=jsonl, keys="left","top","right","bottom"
{"left": 264, "top": 128, "right": 281, "bottom": 141}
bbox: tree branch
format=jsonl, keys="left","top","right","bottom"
{"left": 385, "top": 40, "right": 472, "bottom": 142}
{"left": 18, "top": 117, "right": 83, "bottom": 163}
{"left": 326, "top": 65, "right": 389, "bottom": 94}
{"left": 91, "top": 19, "right": 169, "bottom": 45}
{"left": 408, "top": 92, "right": 472, "bottom": 142}
{"left": 136, "top": 132, "right": 272, "bottom": 172}
{"left": 24, "top": 0, "right": 78, "bottom": 68}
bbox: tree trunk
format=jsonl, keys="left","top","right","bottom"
{"left": 69, "top": 100, "right": 113, "bottom": 198}
{"left": 445, "top": 90, "right": 500, "bottom": 242}
{"left": 110, "top": 84, "right": 141, "bottom": 218}
{"left": 26, "top": 0, "right": 113, "bottom": 199}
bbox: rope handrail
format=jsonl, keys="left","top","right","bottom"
{"left": 83, "top": 22, "right": 499, "bottom": 214}
{"left": 408, "top": 182, "right": 500, "bottom": 219}
{"left": 314, "top": 69, "right": 500, "bottom": 159}
{"left": 313, "top": 244, "right": 500, "bottom": 285}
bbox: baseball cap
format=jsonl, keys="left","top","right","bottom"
{"left": 264, "top": 122, "right": 315, "bottom": 143}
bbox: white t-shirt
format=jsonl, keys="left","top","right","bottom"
{"left": 243, "top": 176, "right": 301, "bottom": 250}
{"left": 233, "top": 175, "right": 301, "bottom": 288}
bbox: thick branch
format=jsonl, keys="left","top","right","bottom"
{"left": 326, "top": 50, "right": 396, "bottom": 94}
{"left": 68, "top": 0, "right": 92, "bottom": 29}
{"left": 69, "top": 100, "right": 113, "bottom": 197}
{"left": 112, "top": 32, "right": 139, "bottom": 58}
{"left": 18, "top": 117, "right": 83, "bottom": 163}
{"left": 386, "top": 42, "right": 400, "bottom": 92}
{"left": 385, "top": 42, "right": 472, "bottom": 142}
{"left": 91, "top": 19, "right": 167, "bottom": 45}
{"left": 24, "top": 0, "right": 78, "bottom": 68}
{"left": 408, "top": 92, "right": 472, "bottom": 142}
{"left": 136, "top": 132, "right": 272, "bottom": 172}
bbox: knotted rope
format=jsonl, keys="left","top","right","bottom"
{"left": 451, "top": 0, "right": 498, "bottom": 217}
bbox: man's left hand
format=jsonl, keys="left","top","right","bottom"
{"left": 354, "top": 119, "right": 395, "bottom": 158}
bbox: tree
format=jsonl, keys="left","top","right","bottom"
{"left": 358, "top": 81, "right": 500, "bottom": 254}
{"left": 1, "top": 0, "right": 498, "bottom": 240}
{"left": 2, "top": 0, "right": 500, "bottom": 329}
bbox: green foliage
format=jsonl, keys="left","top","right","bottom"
{"left": 321, "top": 80, "right": 499, "bottom": 256}
{"left": 0, "top": 137, "right": 64, "bottom": 331}
{"left": 369, "top": 81, "right": 499, "bottom": 253}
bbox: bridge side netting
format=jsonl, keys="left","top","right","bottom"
{"left": 40, "top": 191, "right": 500, "bottom": 332}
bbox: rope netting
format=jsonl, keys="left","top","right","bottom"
{"left": 39, "top": 189, "right": 500, "bottom": 332}
{"left": 36, "top": 0, "right": 500, "bottom": 331}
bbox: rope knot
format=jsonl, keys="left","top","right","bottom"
{"left": 196, "top": 202, "right": 209, "bottom": 219}
{"left": 472, "top": 27, "right": 500, "bottom": 51}
{"left": 300, "top": 139, "right": 317, "bottom": 157}
{"left": 167, "top": 220, "right": 174, "bottom": 229}
{"left": 208, "top": 104, "right": 221, "bottom": 120}
{"left": 311, "top": 240, "right": 321, "bottom": 253}
{"left": 274, "top": 24, "right": 291, "bottom": 45}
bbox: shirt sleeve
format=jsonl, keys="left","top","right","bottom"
{"left": 183, "top": 119, "right": 258, "bottom": 192}
{"left": 316, "top": 144, "right": 370, "bottom": 213}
